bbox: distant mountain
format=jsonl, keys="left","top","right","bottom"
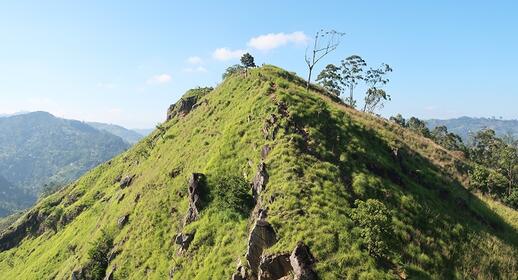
{"left": 0, "top": 175, "right": 33, "bottom": 217}
{"left": 132, "top": 128, "right": 154, "bottom": 137}
{"left": 0, "top": 111, "right": 129, "bottom": 216}
{"left": 426, "top": 116, "right": 518, "bottom": 142}
{"left": 87, "top": 122, "right": 145, "bottom": 144}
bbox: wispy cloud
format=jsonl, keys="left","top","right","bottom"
{"left": 248, "top": 31, "right": 309, "bottom": 51}
{"left": 212, "top": 48, "right": 246, "bottom": 61}
{"left": 183, "top": 66, "right": 207, "bottom": 73}
{"left": 146, "top": 73, "right": 172, "bottom": 85}
{"left": 187, "top": 56, "right": 203, "bottom": 65}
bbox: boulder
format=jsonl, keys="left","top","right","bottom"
{"left": 245, "top": 217, "right": 277, "bottom": 275}
{"left": 167, "top": 96, "right": 198, "bottom": 120}
{"left": 183, "top": 173, "right": 205, "bottom": 225}
{"left": 119, "top": 175, "right": 134, "bottom": 189}
{"left": 252, "top": 163, "right": 268, "bottom": 202}
{"left": 259, "top": 253, "right": 292, "bottom": 280}
{"left": 174, "top": 231, "right": 195, "bottom": 251}
{"left": 261, "top": 145, "right": 271, "bottom": 160}
{"left": 290, "top": 242, "right": 317, "bottom": 280}
{"left": 117, "top": 214, "right": 129, "bottom": 229}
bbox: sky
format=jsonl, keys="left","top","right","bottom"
{"left": 0, "top": 1, "right": 517, "bottom": 128}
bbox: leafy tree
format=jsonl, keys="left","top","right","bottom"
{"left": 431, "top": 125, "right": 465, "bottom": 152}
{"left": 240, "top": 53, "right": 256, "bottom": 69}
{"left": 389, "top": 114, "right": 406, "bottom": 127}
{"left": 407, "top": 117, "right": 431, "bottom": 138}
{"left": 305, "top": 29, "right": 345, "bottom": 91}
{"left": 362, "top": 63, "right": 393, "bottom": 113}
{"left": 316, "top": 64, "right": 343, "bottom": 96}
{"left": 352, "top": 199, "right": 394, "bottom": 260}
{"left": 341, "top": 55, "right": 367, "bottom": 107}
{"left": 222, "top": 64, "right": 245, "bottom": 80}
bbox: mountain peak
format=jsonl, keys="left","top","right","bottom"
{"left": 0, "top": 65, "right": 516, "bottom": 279}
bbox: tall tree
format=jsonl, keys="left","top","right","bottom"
{"left": 363, "top": 63, "right": 392, "bottom": 113}
{"left": 316, "top": 64, "right": 343, "bottom": 96}
{"left": 305, "top": 29, "right": 345, "bottom": 91}
{"left": 341, "top": 55, "right": 367, "bottom": 107}
{"left": 240, "top": 53, "right": 256, "bottom": 68}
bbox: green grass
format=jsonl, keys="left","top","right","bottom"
{"left": 0, "top": 65, "right": 516, "bottom": 279}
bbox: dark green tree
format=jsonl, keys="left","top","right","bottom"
{"left": 341, "top": 55, "right": 367, "bottom": 107}
{"left": 431, "top": 125, "right": 465, "bottom": 151}
{"left": 316, "top": 64, "right": 343, "bottom": 96}
{"left": 407, "top": 117, "right": 431, "bottom": 138}
{"left": 240, "top": 53, "right": 256, "bottom": 69}
{"left": 222, "top": 64, "right": 245, "bottom": 80}
{"left": 389, "top": 114, "right": 406, "bottom": 127}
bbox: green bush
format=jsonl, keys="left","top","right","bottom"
{"left": 84, "top": 230, "right": 114, "bottom": 280}
{"left": 210, "top": 175, "right": 253, "bottom": 215}
{"left": 352, "top": 199, "right": 394, "bottom": 260}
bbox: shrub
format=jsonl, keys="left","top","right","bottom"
{"left": 84, "top": 230, "right": 114, "bottom": 280}
{"left": 352, "top": 199, "right": 394, "bottom": 260}
{"left": 210, "top": 175, "right": 253, "bottom": 215}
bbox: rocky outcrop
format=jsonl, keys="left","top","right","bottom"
{"left": 167, "top": 96, "right": 199, "bottom": 120}
{"left": 245, "top": 211, "right": 277, "bottom": 275}
{"left": 252, "top": 163, "right": 268, "bottom": 202}
{"left": 183, "top": 173, "right": 205, "bottom": 225}
{"left": 175, "top": 231, "right": 195, "bottom": 252}
{"left": 290, "top": 242, "right": 317, "bottom": 280}
{"left": 258, "top": 253, "right": 292, "bottom": 280}
{"left": 119, "top": 175, "right": 134, "bottom": 189}
{"left": 117, "top": 214, "right": 129, "bottom": 228}
{"left": 0, "top": 209, "right": 47, "bottom": 252}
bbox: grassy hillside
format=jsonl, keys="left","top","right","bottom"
{"left": 0, "top": 66, "right": 516, "bottom": 279}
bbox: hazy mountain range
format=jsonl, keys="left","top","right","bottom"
{"left": 426, "top": 116, "right": 518, "bottom": 142}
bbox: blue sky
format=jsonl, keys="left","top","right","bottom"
{"left": 0, "top": 1, "right": 517, "bottom": 128}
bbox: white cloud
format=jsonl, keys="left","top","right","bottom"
{"left": 183, "top": 66, "right": 207, "bottom": 73}
{"left": 248, "top": 31, "right": 309, "bottom": 51}
{"left": 212, "top": 48, "right": 246, "bottom": 61}
{"left": 187, "top": 56, "right": 203, "bottom": 65}
{"left": 146, "top": 73, "right": 172, "bottom": 85}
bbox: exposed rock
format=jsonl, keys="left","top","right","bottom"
{"left": 116, "top": 193, "right": 125, "bottom": 203}
{"left": 169, "top": 166, "right": 182, "bottom": 178}
{"left": 134, "top": 193, "right": 141, "bottom": 203}
{"left": 167, "top": 96, "right": 198, "bottom": 121}
{"left": 261, "top": 145, "right": 271, "bottom": 160}
{"left": 0, "top": 209, "right": 46, "bottom": 252}
{"left": 183, "top": 173, "right": 205, "bottom": 225}
{"left": 104, "top": 266, "right": 116, "bottom": 280}
{"left": 231, "top": 263, "right": 249, "bottom": 280}
{"left": 290, "top": 242, "right": 317, "bottom": 280}
{"left": 252, "top": 163, "right": 269, "bottom": 202}
{"left": 60, "top": 204, "right": 87, "bottom": 226}
{"left": 71, "top": 267, "right": 85, "bottom": 280}
{"left": 259, "top": 253, "right": 292, "bottom": 280}
{"left": 119, "top": 175, "right": 134, "bottom": 189}
{"left": 174, "top": 231, "right": 195, "bottom": 251}
{"left": 245, "top": 217, "right": 277, "bottom": 275}
{"left": 263, "top": 114, "right": 279, "bottom": 140}
{"left": 117, "top": 214, "right": 129, "bottom": 228}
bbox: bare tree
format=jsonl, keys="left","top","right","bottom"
{"left": 305, "top": 29, "right": 345, "bottom": 91}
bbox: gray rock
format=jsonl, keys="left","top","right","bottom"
{"left": 245, "top": 218, "right": 277, "bottom": 275}
{"left": 252, "top": 163, "right": 268, "bottom": 202}
{"left": 183, "top": 173, "right": 205, "bottom": 225}
{"left": 119, "top": 175, "right": 134, "bottom": 189}
{"left": 261, "top": 145, "right": 271, "bottom": 160}
{"left": 117, "top": 214, "right": 129, "bottom": 229}
{"left": 290, "top": 242, "right": 317, "bottom": 280}
{"left": 259, "top": 253, "right": 292, "bottom": 280}
{"left": 174, "top": 231, "right": 195, "bottom": 251}
{"left": 167, "top": 96, "right": 198, "bottom": 120}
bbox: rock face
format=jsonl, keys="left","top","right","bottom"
{"left": 290, "top": 242, "right": 317, "bottom": 280}
{"left": 245, "top": 214, "right": 277, "bottom": 275}
{"left": 175, "top": 232, "right": 195, "bottom": 251}
{"left": 167, "top": 96, "right": 199, "bottom": 120}
{"left": 184, "top": 173, "right": 205, "bottom": 225}
{"left": 252, "top": 163, "right": 269, "bottom": 202}
{"left": 119, "top": 175, "right": 134, "bottom": 189}
{"left": 117, "top": 214, "right": 129, "bottom": 228}
{"left": 258, "top": 253, "right": 292, "bottom": 280}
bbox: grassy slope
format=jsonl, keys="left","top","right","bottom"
{"left": 0, "top": 66, "right": 516, "bottom": 279}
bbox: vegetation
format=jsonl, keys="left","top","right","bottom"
{"left": 0, "top": 112, "right": 129, "bottom": 216}
{"left": 0, "top": 66, "right": 516, "bottom": 279}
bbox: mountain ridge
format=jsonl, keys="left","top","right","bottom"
{"left": 0, "top": 66, "right": 516, "bottom": 279}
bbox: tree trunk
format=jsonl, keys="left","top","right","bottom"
{"left": 306, "top": 66, "right": 313, "bottom": 91}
